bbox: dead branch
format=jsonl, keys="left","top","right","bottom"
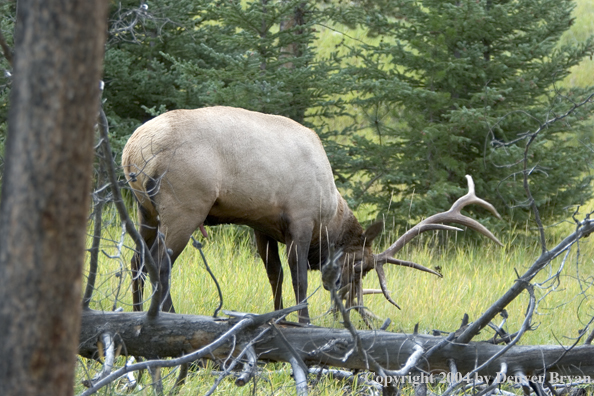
{"left": 455, "top": 216, "right": 594, "bottom": 344}
{"left": 191, "top": 237, "right": 223, "bottom": 317}
{"left": 97, "top": 107, "right": 162, "bottom": 318}
{"left": 108, "top": 2, "right": 175, "bottom": 45}
{"left": 82, "top": 138, "right": 109, "bottom": 309}
{"left": 78, "top": 309, "right": 594, "bottom": 381}
{"left": 78, "top": 304, "right": 305, "bottom": 395}
{"left": 82, "top": 183, "right": 105, "bottom": 309}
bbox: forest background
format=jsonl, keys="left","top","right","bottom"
{"left": 1, "top": 0, "right": 594, "bottom": 231}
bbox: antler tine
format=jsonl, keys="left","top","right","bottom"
{"left": 376, "top": 175, "right": 502, "bottom": 262}
{"left": 372, "top": 257, "right": 442, "bottom": 311}
{"left": 451, "top": 175, "right": 501, "bottom": 221}
{"left": 375, "top": 263, "right": 401, "bottom": 310}
{"left": 384, "top": 257, "right": 443, "bottom": 277}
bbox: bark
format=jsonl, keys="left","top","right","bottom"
{"left": 79, "top": 310, "right": 594, "bottom": 379}
{"left": 279, "top": 1, "right": 307, "bottom": 123}
{"left": 0, "top": 1, "right": 108, "bottom": 395}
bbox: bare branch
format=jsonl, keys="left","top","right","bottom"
{"left": 289, "top": 355, "right": 308, "bottom": 396}
{"left": 82, "top": 174, "right": 106, "bottom": 309}
{"left": 492, "top": 93, "right": 594, "bottom": 149}
{"left": 465, "top": 285, "right": 535, "bottom": 375}
{"left": 235, "top": 345, "right": 257, "bottom": 387}
{"left": 79, "top": 317, "right": 253, "bottom": 396}
{"left": 457, "top": 218, "right": 594, "bottom": 343}
{"left": 173, "top": 362, "right": 188, "bottom": 390}
{"left": 191, "top": 237, "right": 223, "bottom": 318}
{"left": 96, "top": 107, "right": 162, "bottom": 318}
{"left": 81, "top": 333, "right": 115, "bottom": 388}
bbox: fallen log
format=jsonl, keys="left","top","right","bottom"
{"left": 79, "top": 309, "right": 594, "bottom": 380}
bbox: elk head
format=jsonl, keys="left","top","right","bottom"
{"left": 329, "top": 175, "right": 502, "bottom": 321}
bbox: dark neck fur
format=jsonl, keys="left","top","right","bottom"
{"left": 308, "top": 197, "right": 363, "bottom": 270}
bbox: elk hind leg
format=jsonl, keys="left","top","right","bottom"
{"left": 147, "top": 230, "right": 175, "bottom": 313}
{"left": 155, "top": 204, "right": 211, "bottom": 313}
{"left": 132, "top": 204, "right": 158, "bottom": 312}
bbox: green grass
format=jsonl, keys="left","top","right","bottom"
{"left": 78, "top": 206, "right": 594, "bottom": 394}
{"left": 86, "top": 204, "right": 594, "bottom": 343}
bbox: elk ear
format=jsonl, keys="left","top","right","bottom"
{"left": 363, "top": 221, "right": 384, "bottom": 246}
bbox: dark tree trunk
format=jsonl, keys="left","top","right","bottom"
{"left": 0, "top": 1, "right": 108, "bottom": 395}
{"left": 279, "top": 1, "right": 307, "bottom": 124}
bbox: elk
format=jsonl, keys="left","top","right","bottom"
{"left": 122, "top": 106, "right": 501, "bottom": 323}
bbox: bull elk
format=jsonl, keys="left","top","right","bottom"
{"left": 122, "top": 106, "right": 501, "bottom": 323}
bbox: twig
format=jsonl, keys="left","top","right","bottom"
{"left": 290, "top": 355, "right": 309, "bottom": 396}
{"left": 473, "top": 362, "right": 507, "bottom": 396}
{"left": 325, "top": 249, "right": 423, "bottom": 380}
{"left": 100, "top": 333, "right": 116, "bottom": 380}
{"left": 585, "top": 322, "right": 594, "bottom": 345}
{"left": 173, "top": 363, "right": 188, "bottom": 392}
{"left": 270, "top": 323, "right": 308, "bottom": 375}
{"left": 443, "top": 288, "right": 536, "bottom": 396}
{"left": 308, "top": 368, "right": 382, "bottom": 391}
{"left": 538, "top": 315, "right": 594, "bottom": 374}
{"left": 203, "top": 306, "right": 304, "bottom": 396}
{"left": 492, "top": 93, "right": 594, "bottom": 149}
{"left": 82, "top": 333, "right": 116, "bottom": 388}
{"left": 191, "top": 236, "right": 223, "bottom": 317}
{"left": 512, "top": 371, "right": 532, "bottom": 396}
{"left": 235, "top": 345, "right": 257, "bottom": 386}
{"left": 148, "top": 366, "right": 163, "bottom": 396}
{"left": 82, "top": 175, "right": 106, "bottom": 309}
{"left": 384, "top": 345, "right": 424, "bottom": 377}
{"left": 467, "top": 285, "right": 535, "bottom": 373}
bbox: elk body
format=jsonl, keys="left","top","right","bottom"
{"left": 122, "top": 106, "right": 501, "bottom": 323}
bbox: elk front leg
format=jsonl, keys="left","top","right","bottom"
{"left": 255, "top": 231, "right": 284, "bottom": 311}
{"left": 286, "top": 224, "right": 312, "bottom": 324}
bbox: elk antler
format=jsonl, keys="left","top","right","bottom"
{"left": 373, "top": 175, "right": 502, "bottom": 308}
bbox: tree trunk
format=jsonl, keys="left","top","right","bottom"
{"left": 79, "top": 310, "right": 594, "bottom": 380}
{"left": 0, "top": 1, "right": 108, "bottom": 395}
{"left": 279, "top": 1, "right": 307, "bottom": 123}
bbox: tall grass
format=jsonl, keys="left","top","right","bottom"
{"left": 79, "top": 212, "right": 594, "bottom": 394}
{"left": 85, "top": 202, "right": 594, "bottom": 342}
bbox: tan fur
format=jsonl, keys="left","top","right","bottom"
{"left": 123, "top": 107, "right": 340, "bottom": 241}
{"left": 122, "top": 106, "right": 378, "bottom": 322}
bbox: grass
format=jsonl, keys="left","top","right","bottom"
{"left": 77, "top": 204, "right": 594, "bottom": 395}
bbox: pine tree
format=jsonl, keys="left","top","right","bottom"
{"left": 162, "top": 0, "right": 338, "bottom": 123}
{"left": 334, "top": 0, "right": 594, "bottom": 229}
{"left": 100, "top": 0, "right": 339, "bottom": 158}
{"left": 101, "top": 0, "right": 221, "bottom": 153}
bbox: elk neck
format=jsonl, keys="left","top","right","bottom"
{"left": 308, "top": 195, "right": 364, "bottom": 270}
